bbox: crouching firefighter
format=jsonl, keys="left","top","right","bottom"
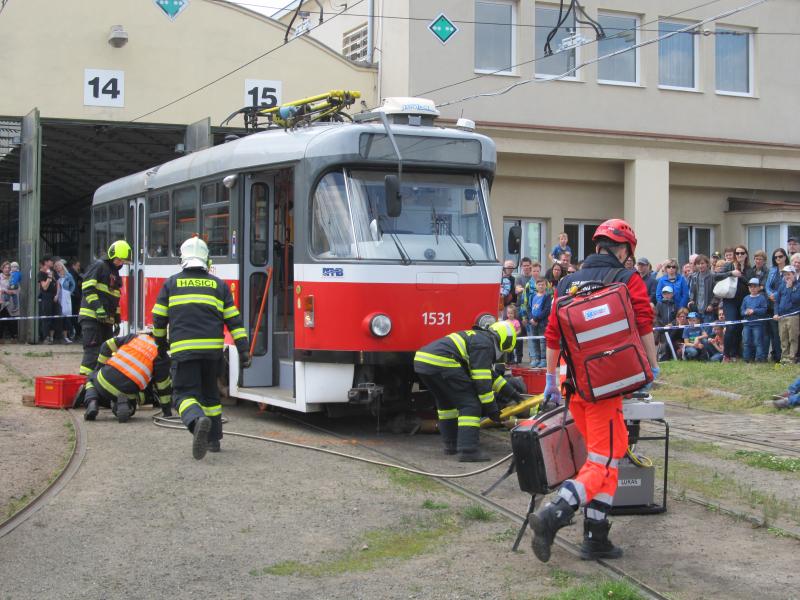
{"left": 413, "top": 321, "right": 516, "bottom": 462}
{"left": 152, "top": 236, "right": 251, "bottom": 460}
{"left": 83, "top": 330, "right": 172, "bottom": 423}
{"left": 531, "top": 219, "right": 660, "bottom": 562}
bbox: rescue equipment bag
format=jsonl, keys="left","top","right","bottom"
{"left": 511, "top": 406, "right": 587, "bottom": 495}
{"left": 555, "top": 275, "right": 652, "bottom": 401}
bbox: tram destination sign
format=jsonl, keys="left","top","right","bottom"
{"left": 429, "top": 13, "right": 458, "bottom": 44}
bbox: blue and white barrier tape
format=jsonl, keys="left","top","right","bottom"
{"left": 0, "top": 314, "right": 80, "bottom": 322}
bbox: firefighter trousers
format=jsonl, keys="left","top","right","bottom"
{"left": 172, "top": 358, "right": 223, "bottom": 443}
{"left": 418, "top": 370, "right": 483, "bottom": 453}
{"left": 557, "top": 395, "right": 628, "bottom": 519}
{"left": 86, "top": 368, "right": 139, "bottom": 408}
{"left": 79, "top": 320, "right": 114, "bottom": 376}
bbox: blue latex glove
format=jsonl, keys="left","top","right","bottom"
{"left": 544, "top": 373, "right": 562, "bottom": 406}
{"left": 641, "top": 365, "right": 660, "bottom": 392}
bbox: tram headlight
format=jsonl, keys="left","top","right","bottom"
{"left": 476, "top": 313, "right": 496, "bottom": 329}
{"left": 369, "top": 313, "right": 392, "bottom": 337}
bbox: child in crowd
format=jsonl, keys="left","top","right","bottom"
{"left": 8, "top": 262, "right": 20, "bottom": 316}
{"left": 687, "top": 254, "right": 719, "bottom": 323}
{"left": 702, "top": 326, "right": 725, "bottom": 362}
{"left": 741, "top": 278, "right": 768, "bottom": 362}
{"left": 550, "top": 232, "right": 571, "bottom": 265}
{"left": 682, "top": 312, "right": 709, "bottom": 360}
{"left": 504, "top": 303, "right": 523, "bottom": 364}
{"left": 672, "top": 309, "right": 690, "bottom": 359}
{"left": 655, "top": 285, "right": 678, "bottom": 361}
{"left": 526, "top": 278, "right": 551, "bottom": 368}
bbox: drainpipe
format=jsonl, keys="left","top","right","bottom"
{"left": 367, "top": 0, "right": 374, "bottom": 64}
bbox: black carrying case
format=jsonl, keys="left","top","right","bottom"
{"left": 511, "top": 406, "right": 587, "bottom": 495}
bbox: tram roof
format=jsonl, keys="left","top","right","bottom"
{"left": 92, "top": 122, "right": 496, "bottom": 205}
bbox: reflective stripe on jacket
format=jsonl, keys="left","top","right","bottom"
{"left": 78, "top": 258, "right": 122, "bottom": 322}
{"left": 107, "top": 334, "right": 159, "bottom": 390}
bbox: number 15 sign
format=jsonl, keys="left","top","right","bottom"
{"left": 84, "top": 69, "right": 125, "bottom": 107}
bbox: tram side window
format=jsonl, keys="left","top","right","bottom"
{"left": 251, "top": 183, "right": 269, "bottom": 266}
{"left": 201, "top": 183, "right": 230, "bottom": 257}
{"left": 108, "top": 203, "right": 125, "bottom": 249}
{"left": 310, "top": 171, "right": 355, "bottom": 258}
{"left": 93, "top": 206, "right": 108, "bottom": 259}
{"left": 172, "top": 186, "right": 198, "bottom": 256}
{"left": 148, "top": 194, "right": 170, "bottom": 258}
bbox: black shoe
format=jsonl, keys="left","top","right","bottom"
{"left": 458, "top": 448, "right": 491, "bottom": 462}
{"left": 72, "top": 384, "right": 87, "bottom": 409}
{"left": 192, "top": 417, "right": 211, "bottom": 460}
{"left": 580, "top": 519, "right": 623, "bottom": 560}
{"left": 116, "top": 399, "right": 131, "bottom": 423}
{"left": 443, "top": 442, "right": 457, "bottom": 456}
{"left": 208, "top": 440, "right": 221, "bottom": 453}
{"left": 531, "top": 497, "right": 576, "bottom": 563}
{"left": 84, "top": 399, "right": 98, "bottom": 421}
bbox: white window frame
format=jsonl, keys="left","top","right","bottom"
{"left": 714, "top": 25, "right": 754, "bottom": 97}
{"left": 474, "top": 0, "right": 517, "bottom": 76}
{"left": 678, "top": 224, "right": 715, "bottom": 266}
{"left": 503, "top": 218, "right": 548, "bottom": 266}
{"left": 564, "top": 220, "right": 601, "bottom": 262}
{"left": 534, "top": 3, "right": 581, "bottom": 81}
{"left": 746, "top": 223, "right": 799, "bottom": 256}
{"left": 658, "top": 19, "right": 700, "bottom": 92}
{"left": 596, "top": 11, "right": 640, "bottom": 87}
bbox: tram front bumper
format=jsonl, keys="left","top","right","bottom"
{"left": 347, "top": 383, "right": 384, "bottom": 405}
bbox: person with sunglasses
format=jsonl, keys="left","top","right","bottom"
{"left": 656, "top": 260, "right": 688, "bottom": 309}
{"left": 716, "top": 245, "right": 750, "bottom": 361}
{"left": 766, "top": 248, "right": 789, "bottom": 362}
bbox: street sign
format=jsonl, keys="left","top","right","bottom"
{"left": 429, "top": 13, "right": 458, "bottom": 44}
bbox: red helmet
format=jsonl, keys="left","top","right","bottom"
{"left": 593, "top": 219, "right": 637, "bottom": 255}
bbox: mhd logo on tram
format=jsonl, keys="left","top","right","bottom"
{"left": 322, "top": 267, "right": 344, "bottom": 278}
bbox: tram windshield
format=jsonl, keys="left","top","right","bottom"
{"left": 311, "top": 170, "right": 496, "bottom": 263}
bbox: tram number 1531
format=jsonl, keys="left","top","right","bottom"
{"left": 422, "top": 312, "right": 452, "bottom": 326}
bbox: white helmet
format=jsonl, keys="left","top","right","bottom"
{"left": 180, "top": 236, "right": 209, "bottom": 270}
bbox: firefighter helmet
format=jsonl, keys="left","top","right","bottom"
{"left": 593, "top": 218, "right": 637, "bottom": 255}
{"left": 180, "top": 236, "right": 209, "bottom": 270}
{"left": 489, "top": 321, "right": 517, "bottom": 354}
{"left": 107, "top": 240, "right": 132, "bottom": 262}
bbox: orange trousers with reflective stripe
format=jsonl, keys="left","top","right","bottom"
{"left": 569, "top": 395, "right": 628, "bottom": 504}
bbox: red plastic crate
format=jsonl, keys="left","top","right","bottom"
{"left": 35, "top": 374, "right": 87, "bottom": 409}
{"left": 508, "top": 366, "right": 547, "bottom": 395}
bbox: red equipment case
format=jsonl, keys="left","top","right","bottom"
{"left": 35, "top": 375, "right": 87, "bottom": 409}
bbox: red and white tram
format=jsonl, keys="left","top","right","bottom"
{"left": 91, "top": 97, "right": 500, "bottom": 415}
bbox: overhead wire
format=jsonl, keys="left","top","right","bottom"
{"left": 129, "top": 0, "right": 366, "bottom": 123}
{"left": 434, "top": 0, "right": 769, "bottom": 108}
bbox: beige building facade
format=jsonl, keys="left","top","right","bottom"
{"left": 278, "top": 0, "right": 800, "bottom": 265}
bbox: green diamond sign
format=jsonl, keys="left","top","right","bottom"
{"left": 429, "top": 13, "right": 458, "bottom": 44}
{"left": 155, "top": 0, "right": 189, "bottom": 21}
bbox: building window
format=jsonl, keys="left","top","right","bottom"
{"left": 563, "top": 221, "right": 601, "bottom": 263}
{"left": 342, "top": 23, "right": 368, "bottom": 62}
{"left": 475, "top": 1, "right": 514, "bottom": 73}
{"left": 659, "top": 20, "right": 698, "bottom": 90}
{"left": 597, "top": 13, "right": 639, "bottom": 85}
{"left": 535, "top": 4, "right": 577, "bottom": 78}
{"left": 747, "top": 223, "right": 799, "bottom": 257}
{"left": 503, "top": 218, "right": 546, "bottom": 266}
{"left": 716, "top": 27, "right": 753, "bottom": 95}
{"left": 678, "top": 225, "right": 714, "bottom": 266}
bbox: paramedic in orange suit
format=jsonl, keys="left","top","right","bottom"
{"left": 531, "top": 219, "right": 659, "bottom": 562}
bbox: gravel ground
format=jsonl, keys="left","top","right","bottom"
{"left": 1, "top": 346, "right": 799, "bottom": 600}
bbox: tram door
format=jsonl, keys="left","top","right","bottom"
{"left": 127, "top": 197, "right": 146, "bottom": 331}
{"left": 242, "top": 175, "right": 274, "bottom": 387}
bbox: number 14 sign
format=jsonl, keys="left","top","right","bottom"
{"left": 84, "top": 69, "right": 124, "bottom": 107}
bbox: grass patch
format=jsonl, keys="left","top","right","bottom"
{"left": 386, "top": 467, "right": 441, "bottom": 493}
{"left": 659, "top": 457, "right": 800, "bottom": 526}
{"left": 6, "top": 489, "right": 35, "bottom": 518}
{"left": 421, "top": 499, "right": 449, "bottom": 510}
{"left": 659, "top": 361, "right": 798, "bottom": 412}
{"left": 462, "top": 504, "right": 496, "bottom": 522}
{"left": 540, "top": 578, "right": 645, "bottom": 600}
{"left": 492, "top": 526, "right": 517, "bottom": 542}
{"left": 251, "top": 515, "right": 458, "bottom": 577}
{"left": 23, "top": 351, "right": 53, "bottom": 358}
{"left": 670, "top": 439, "right": 800, "bottom": 475}
{"left": 549, "top": 568, "right": 575, "bottom": 588}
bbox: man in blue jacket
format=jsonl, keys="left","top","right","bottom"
{"left": 773, "top": 266, "right": 800, "bottom": 364}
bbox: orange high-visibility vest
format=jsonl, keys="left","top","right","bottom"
{"left": 107, "top": 335, "right": 159, "bottom": 390}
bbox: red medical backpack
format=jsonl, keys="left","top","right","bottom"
{"left": 555, "top": 274, "right": 652, "bottom": 401}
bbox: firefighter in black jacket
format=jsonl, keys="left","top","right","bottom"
{"left": 413, "top": 321, "right": 516, "bottom": 462}
{"left": 84, "top": 331, "right": 172, "bottom": 423}
{"left": 152, "top": 236, "right": 251, "bottom": 460}
{"left": 79, "top": 240, "right": 130, "bottom": 376}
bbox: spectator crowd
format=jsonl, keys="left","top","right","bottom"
{"left": 0, "top": 255, "right": 84, "bottom": 344}
{"left": 500, "top": 233, "right": 800, "bottom": 384}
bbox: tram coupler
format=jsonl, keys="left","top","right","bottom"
{"left": 347, "top": 382, "right": 384, "bottom": 405}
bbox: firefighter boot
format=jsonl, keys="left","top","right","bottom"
{"left": 580, "top": 519, "right": 623, "bottom": 560}
{"left": 531, "top": 497, "right": 575, "bottom": 563}
{"left": 208, "top": 440, "right": 221, "bottom": 453}
{"left": 84, "top": 398, "right": 99, "bottom": 421}
{"left": 192, "top": 416, "right": 212, "bottom": 460}
{"left": 114, "top": 395, "right": 132, "bottom": 423}
{"left": 438, "top": 416, "right": 458, "bottom": 455}
{"left": 457, "top": 426, "right": 490, "bottom": 462}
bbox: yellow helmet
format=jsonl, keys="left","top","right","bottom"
{"left": 489, "top": 321, "right": 516, "bottom": 353}
{"left": 108, "top": 240, "right": 132, "bottom": 262}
